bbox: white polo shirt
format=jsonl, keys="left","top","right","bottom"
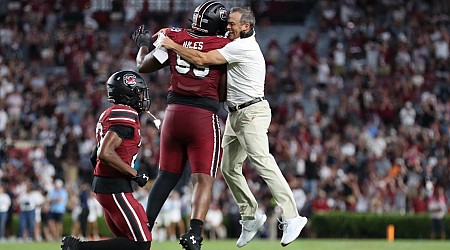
{"left": 217, "top": 33, "right": 265, "bottom": 107}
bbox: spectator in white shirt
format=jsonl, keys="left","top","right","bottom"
{"left": 18, "top": 183, "right": 37, "bottom": 241}
{"left": 31, "top": 187, "right": 46, "bottom": 241}
{"left": 400, "top": 101, "right": 416, "bottom": 127}
{"left": 0, "top": 185, "right": 11, "bottom": 241}
{"left": 0, "top": 102, "right": 7, "bottom": 133}
{"left": 428, "top": 186, "right": 447, "bottom": 240}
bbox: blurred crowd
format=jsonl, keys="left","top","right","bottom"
{"left": 0, "top": 0, "right": 449, "bottom": 242}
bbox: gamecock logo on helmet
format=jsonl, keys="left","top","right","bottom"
{"left": 219, "top": 7, "right": 227, "bottom": 21}
{"left": 123, "top": 74, "right": 137, "bottom": 86}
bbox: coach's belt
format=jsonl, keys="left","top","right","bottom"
{"left": 229, "top": 97, "right": 265, "bottom": 112}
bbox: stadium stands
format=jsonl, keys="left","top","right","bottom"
{"left": 0, "top": 0, "right": 448, "bottom": 241}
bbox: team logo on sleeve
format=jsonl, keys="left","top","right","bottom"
{"left": 123, "top": 74, "right": 137, "bottom": 87}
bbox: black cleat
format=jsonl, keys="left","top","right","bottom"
{"left": 61, "top": 236, "right": 81, "bottom": 250}
{"left": 179, "top": 232, "right": 203, "bottom": 250}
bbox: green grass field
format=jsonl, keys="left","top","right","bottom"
{"left": 0, "top": 239, "right": 448, "bottom": 250}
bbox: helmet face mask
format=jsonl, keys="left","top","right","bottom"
{"left": 107, "top": 71, "right": 151, "bottom": 114}
{"left": 191, "top": 1, "right": 228, "bottom": 36}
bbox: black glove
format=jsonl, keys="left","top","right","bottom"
{"left": 90, "top": 145, "right": 98, "bottom": 168}
{"left": 132, "top": 25, "right": 151, "bottom": 47}
{"left": 132, "top": 170, "right": 149, "bottom": 187}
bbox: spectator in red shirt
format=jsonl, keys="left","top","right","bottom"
{"left": 311, "top": 190, "right": 330, "bottom": 213}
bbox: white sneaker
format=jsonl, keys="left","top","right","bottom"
{"left": 280, "top": 216, "right": 308, "bottom": 246}
{"left": 236, "top": 213, "right": 267, "bottom": 247}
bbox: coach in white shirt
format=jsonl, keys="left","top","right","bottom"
{"left": 161, "top": 6, "right": 307, "bottom": 247}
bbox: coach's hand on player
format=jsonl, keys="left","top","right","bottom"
{"left": 160, "top": 35, "right": 177, "bottom": 50}
{"left": 132, "top": 170, "right": 149, "bottom": 187}
{"left": 151, "top": 28, "right": 169, "bottom": 39}
{"left": 132, "top": 25, "right": 151, "bottom": 48}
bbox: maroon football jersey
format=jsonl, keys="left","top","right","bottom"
{"left": 93, "top": 104, "right": 141, "bottom": 178}
{"left": 166, "top": 28, "right": 230, "bottom": 100}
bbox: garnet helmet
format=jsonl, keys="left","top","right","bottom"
{"left": 106, "top": 70, "right": 151, "bottom": 114}
{"left": 191, "top": 1, "right": 228, "bottom": 36}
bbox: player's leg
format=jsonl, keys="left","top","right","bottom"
{"left": 146, "top": 171, "right": 182, "bottom": 230}
{"left": 101, "top": 205, "right": 121, "bottom": 237}
{"left": 188, "top": 111, "right": 221, "bottom": 220}
{"left": 96, "top": 193, "right": 152, "bottom": 241}
{"left": 63, "top": 194, "right": 152, "bottom": 250}
{"left": 180, "top": 109, "right": 221, "bottom": 249}
{"left": 146, "top": 105, "right": 184, "bottom": 230}
{"left": 190, "top": 173, "right": 214, "bottom": 228}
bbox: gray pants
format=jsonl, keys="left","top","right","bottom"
{"left": 221, "top": 100, "right": 298, "bottom": 220}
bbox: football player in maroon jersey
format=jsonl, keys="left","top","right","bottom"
{"left": 132, "top": 1, "right": 230, "bottom": 249}
{"left": 61, "top": 71, "right": 152, "bottom": 250}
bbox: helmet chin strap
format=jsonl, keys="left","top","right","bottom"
{"left": 239, "top": 28, "right": 254, "bottom": 39}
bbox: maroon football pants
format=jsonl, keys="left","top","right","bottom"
{"left": 159, "top": 104, "right": 222, "bottom": 177}
{"left": 95, "top": 192, "right": 152, "bottom": 242}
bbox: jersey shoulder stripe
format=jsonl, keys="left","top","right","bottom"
{"left": 166, "top": 28, "right": 230, "bottom": 49}
{"left": 110, "top": 109, "right": 138, "bottom": 118}
{"left": 108, "top": 107, "right": 138, "bottom": 125}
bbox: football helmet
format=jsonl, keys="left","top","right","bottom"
{"left": 191, "top": 1, "right": 228, "bottom": 36}
{"left": 106, "top": 70, "right": 151, "bottom": 114}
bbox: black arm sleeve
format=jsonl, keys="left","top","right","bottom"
{"left": 109, "top": 125, "right": 134, "bottom": 140}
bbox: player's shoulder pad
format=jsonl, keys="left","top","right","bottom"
{"left": 108, "top": 105, "right": 139, "bottom": 125}
{"left": 167, "top": 27, "right": 183, "bottom": 34}
{"left": 212, "top": 34, "right": 232, "bottom": 46}
{"left": 166, "top": 27, "right": 185, "bottom": 40}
